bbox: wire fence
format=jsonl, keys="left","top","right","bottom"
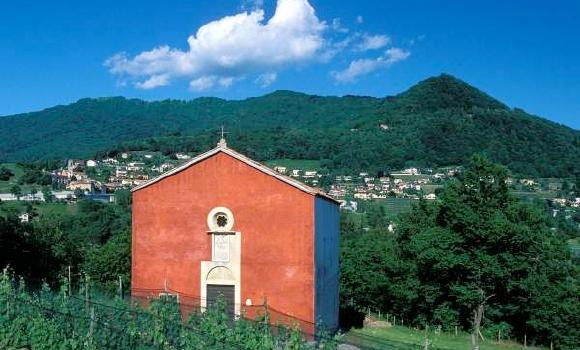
{"left": 1, "top": 283, "right": 334, "bottom": 349}
{"left": 131, "top": 286, "right": 319, "bottom": 338}
{"left": 3, "top": 272, "right": 525, "bottom": 350}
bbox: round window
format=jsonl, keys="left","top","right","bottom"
{"left": 215, "top": 213, "right": 228, "bottom": 228}
{"left": 207, "top": 207, "right": 234, "bottom": 231}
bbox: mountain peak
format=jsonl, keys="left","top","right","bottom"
{"left": 396, "top": 73, "right": 507, "bottom": 111}
{"left": 263, "top": 90, "right": 309, "bottom": 98}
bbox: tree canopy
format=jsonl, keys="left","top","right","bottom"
{"left": 341, "top": 156, "right": 580, "bottom": 349}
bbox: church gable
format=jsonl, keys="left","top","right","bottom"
{"left": 131, "top": 144, "right": 337, "bottom": 203}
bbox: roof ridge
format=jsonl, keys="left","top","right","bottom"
{"left": 131, "top": 145, "right": 338, "bottom": 203}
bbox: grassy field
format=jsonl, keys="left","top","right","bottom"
{"left": 0, "top": 201, "right": 77, "bottom": 217}
{"left": 381, "top": 198, "right": 415, "bottom": 217}
{"left": 343, "top": 326, "right": 544, "bottom": 350}
{"left": 422, "top": 185, "right": 443, "bottom": 194}
{"left": 0, "top": 163, "right": 26, "bottom": 192}
{"left": 355, "top": 198, "right": 415, "bottom": 221}
{"left": 391, "top": 174, "right": 432, "bottom": 181}
{"left": 512, "top": 191, "right": 558, "bottom": 201}
{"left": 36, "top": 202, "right": 78, "bottom": 216}
{"left": 265, "top": 159, "right": 321, "bottom": 171}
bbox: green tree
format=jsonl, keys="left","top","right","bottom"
{"left": 41, "top": 186, "right": 52, "bottom": 203}
{"left": 82, "top": 231, "right": 131, "bottom": 293}
{"left": 396, "top": 155, "right": 579, "bottom": 348}
{"left": 74, "top": 188, "right": 85, "bottom": 199}
{"left": 30, "top": 186, "right": 38, "bottom": 201}
{"left": 0, "top": 166, "right": 14, "bottom": 181}
{"left": 114, "top": 189, "right": 132, "bottom": 209}
{"left": 341, "top": 230, "right": 398, "bottom": 311}
{"left": 365, "top": 202, "right": 388, "bottom": 229}
{"left": 10, "top": 184, "right": 22, "bottom": 200}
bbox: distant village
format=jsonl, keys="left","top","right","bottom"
{"left": 1, "top": 150, "right": 579, "bottom": 216}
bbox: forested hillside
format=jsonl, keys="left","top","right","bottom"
{"left": 1, "top": 74, "right": 578, "bottom": 177}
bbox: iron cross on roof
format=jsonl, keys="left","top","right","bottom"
{"left": 217, "top": 125, "right": 230, "bottom": 147}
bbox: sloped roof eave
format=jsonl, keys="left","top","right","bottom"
{"left": 130, "top": 146, "right": 339, "bottom": 205}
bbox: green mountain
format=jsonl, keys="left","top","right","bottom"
{"left": 1, "top": 74, "right": 578, "bottom": 177}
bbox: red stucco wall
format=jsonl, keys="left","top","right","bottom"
{"left": 132, "top": 151, "right": 315, "bottom": 324}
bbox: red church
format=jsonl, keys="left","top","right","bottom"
{"left": 131, "top": 137, "right": 340, "bottom": 332}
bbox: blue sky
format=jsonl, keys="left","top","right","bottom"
{"left": 1, "top": 0, "right": 579, "bottom": 129}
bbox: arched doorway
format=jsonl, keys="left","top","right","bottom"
{"left": 206, "top": 266, "right": 236, "bottom": 316}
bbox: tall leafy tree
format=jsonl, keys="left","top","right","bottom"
{"left": 0, "top": 166, "right": 13, "bottom": 181}
{"left": 10, "top": 184, "right": 22, "bottom": 200}
{"left": 41, "top": 186, "right": 52, "bottom": 203}
{"left": 396, "top": 155, "right": 579, "bottom": 349}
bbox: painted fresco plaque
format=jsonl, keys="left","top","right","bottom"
{"left": 213, "top": 234, "right": 230, "bottom": 262}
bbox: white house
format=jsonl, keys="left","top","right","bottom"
{"left": 52, "top": 191, "right": 76, "bottom": 201}
{"left": 0, "top": 193, "right": 17, "bottom": 201}
{"left": 18, "top": 213, "right": 30, "bottom": 223}
{"left": 175, "top": 153, "right": 191, "bottom": 160}
{"left": 274, "top": 166, "right": 287, "bottom": 174}
{"left": 127, "top": 162, "right": 145, "bottom": 171}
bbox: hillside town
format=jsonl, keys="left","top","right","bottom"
{"left": 1, "top": 150, "right": 579, "bottom": 216}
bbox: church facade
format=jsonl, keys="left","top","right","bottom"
{"left": 131, "top": 140, "right": 340, "bottom": 332}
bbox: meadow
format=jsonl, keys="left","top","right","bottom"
{"left": 344, "top": 325, "right": 544, "bottom": 350}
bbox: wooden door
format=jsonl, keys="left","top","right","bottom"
{"left": 206, "top": 284, "right": 235, "bottom": 317}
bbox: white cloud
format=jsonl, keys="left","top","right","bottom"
{"left": 384, "top": 47, "right": 411, "bottom": 64}
{"left": 189, "top": 76, "right": 216, "bottom": 91}
{"left": 135, "top": 74, "right": 170, "bottom": 90}
{"left": 188, "top": 76, "right": 240, "bottom": 91}
{"left": 218, "top": 76, "right": 237, "bottom": 88}
{"left": 255, "top": 72, "right": 277, "bottom": 87}
{"left": 332, "top": 58, "right": 382, "bottom": 83}
{"left": 332, "top": 47, "right": 410, "bottom": 83}
{"left": 106, "top": 0, "right": 327, "bottom": 90}
{"left": 331, "top": 18, "right": 349, "bottom": 33}
{"left": 355, "top": 34, "right": 390, "bottom": 51}
{"left": 106, "top": 0, "right": 410, "bottom": 90}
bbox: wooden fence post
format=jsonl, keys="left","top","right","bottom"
{"left": 6, "top": 287, "right": 10, "bottom": 317}
{"left": 85, "top": 275, "right": 90, "bottom": 313}
{"left": 263, "top": 296, "right": 269, "bottom": 324}
{"left": 89, "top": 307, "right": 95, "bottom": 338}
{"left": 68, "top": 265, "right": 71, "bottom": 296}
